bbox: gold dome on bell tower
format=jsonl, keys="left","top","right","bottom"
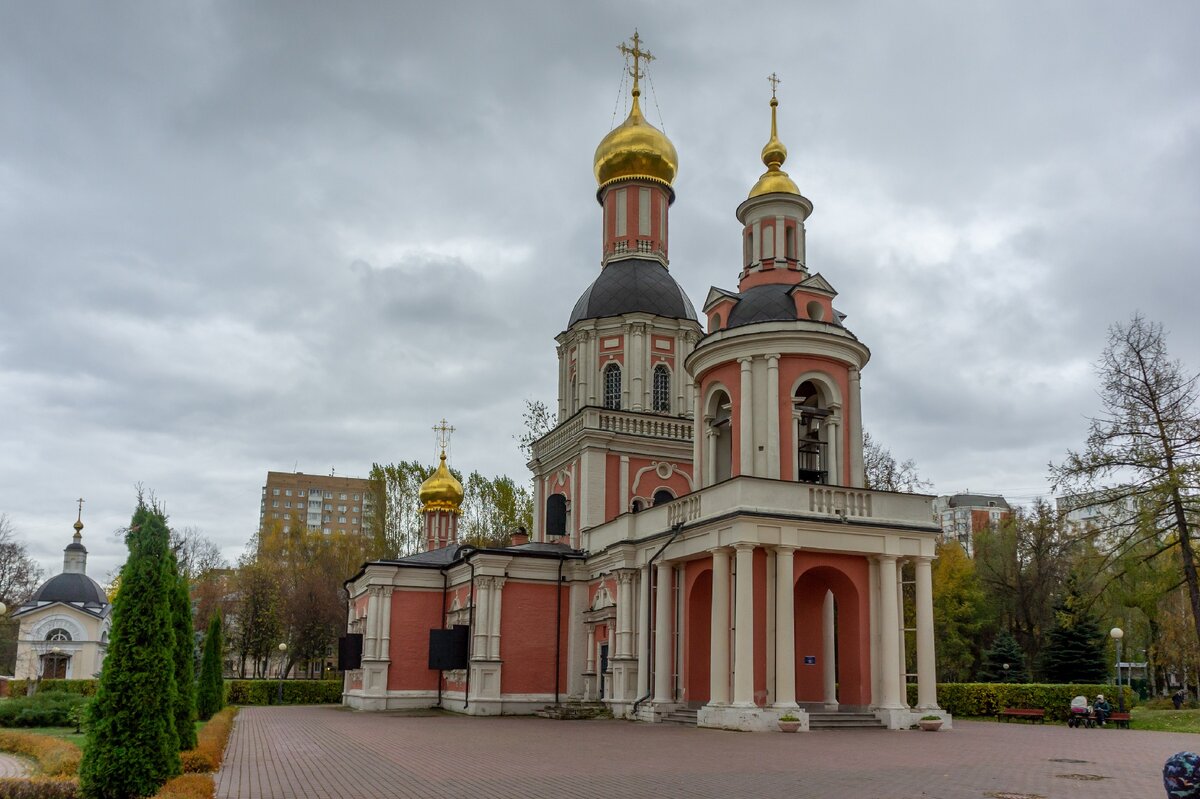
{"left": 748, "top": 73, "right": 801, "bottom": 199}
{"left": 419, "top": 419, "right": 463, "bottom": 514}
{"left": 593, "top": 31, "right": 678, "bottom": 194}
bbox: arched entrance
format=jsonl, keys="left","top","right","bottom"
{"left": 793, "top": 558, "right": 869, "bottom": 707}
{"left": 685, "top": 569, "right": 712, "bottom": 705}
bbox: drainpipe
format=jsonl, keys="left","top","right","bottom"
{"left": 631, "top": 520, "right": 685, "bottom": 716}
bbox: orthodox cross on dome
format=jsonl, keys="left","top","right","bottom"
{"left": 433, "top": 418, "right": 455, "bottom": 456}
{"left": 768, "top": 72, "right": 781, "bottom": 99}
{"left": 618, "top": 30, "right": 654, "bottom": 94}
{"left": 76, "top": 497, "right": 85, "bottom": 521}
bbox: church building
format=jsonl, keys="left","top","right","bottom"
{"left": 343, "top": 35, "right": 945, "bottom": 731}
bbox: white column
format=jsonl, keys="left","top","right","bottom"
{"left": 637, "top": 565, "right": 651, "bottom": 699}
{"left": 489, "top": 578, "right": 505, "bottom": 660}
{"left": 473, "top": 578, "right": 490, "bottom": 659}
{"left": 568, "top": 580, "right": 587, "bottom": 697}
{"left": 876, "top": 555, "right": 903, "bottom": 708}
{"left": 709, "top": 548, "right": 731, "bottom": 706}
{"left": 732, "top": 543, "right": 756, "bottom": 707}
{"left": 915, "top": 556, "right": 939, "bottom": 709}
{"left": 826, "top": 417, "right": 840, "bottom": 486}
{"left": 692, "top": 383, "right": 703, "bottom": 479}
{"left": 868, "top": 556, "right": 880, "bottom": 707}
{"left": 586, "top": 626, "right": 596, "bottom": 672}
{"left": 765, "top": 547, "right": 776, "bottom": 704}
{"left": 823, "top": 589, "right": 838, "bottom": 709}
{"left": 774, "top": 546, "right": 797, "bottom": 708}
{"left": 364, "top": 588, "right": 379, "bottom": 659}
{"left": 848, "top": 368, "right": 865, "bottom": 487}
{"left": 653, "top": 561, "right": 673, "bottom": 704}
{"left": 616, "top": 571, "right": 633, "bottom": 657}
{"left": 766, "top": 354, "right": 780, "bottom": 479}
{"left": 704, "top": 427, "right": 716, "bottom": 488}
{"left": 619, "top": 456, "right": 630, "bottom": 514}
{"left": 896, "top": 561, "right": 908, "bottom": 705}
{"left": 739, "top": 358, "right": 754, "bottom": 476}
{"left": 379, "top": 587, "right": 393, "bottom": 661}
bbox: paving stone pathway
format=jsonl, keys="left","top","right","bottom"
{"left": 0, "top": 751, "right": 32, "bottom": 779}
{"left": 217, "top": 706, "right": 1197, "bottom": 799}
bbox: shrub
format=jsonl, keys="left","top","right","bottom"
{"left": 0, "top": 778, "right": 81, "bottom": 799}
{"left": 0, "top": 693, "right": 88, "bottom": 729}
{"left": 905, "top": 682, "right": 1135, "bottom": 721}
{"left": 0, "top": 731, "right": 82, "bottom": 777}
{"left": 225, "top": 679, "right": 341, "bottom": 705}
{"left": 195, "top": 614, "right": 224, "bottom": 722}
{"left": 180, "top": 707, "right": 237, "bottom": 774}
{"left": 5, "top": 683, "right": 96, "bottom": 700}
{"left": 151, "top": 774, "right": 212, "bottom": 799}
{"left": 169, "top": 557, "right": 197, "bottom": 752}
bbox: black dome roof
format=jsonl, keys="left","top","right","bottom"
{"left": 32, "top": 573, "right": 108, "bottom": 606}
{"left": 726, "top": 283, "right": 805, "bottom": 328}
{"left": 569, "top": 258, "right": 697, "bottom": 327}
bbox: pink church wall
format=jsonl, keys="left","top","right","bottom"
{"left": 499, "top": 582, "right": 567, "bottom": 695}
{"left": 387, "top": 590, "right": 443, "bottom": 691}
{"left": 791, "top": 551, "right": 871, "bottom": 706}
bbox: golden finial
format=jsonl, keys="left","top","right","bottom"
{"left": 432, "top": 418, "right": 455, "bottom": 458}
{"left": 420, "top": 420, "right": 464, "bottom": 514}
{"left": 748, "top": 72, "right": 800, "bottom": 198}
{"left": 618, "top": 30, "right": 654, "bottom": 100}
{"left": 74, "top": 497, "right": 85, "bottom": 533}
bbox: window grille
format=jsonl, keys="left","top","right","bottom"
{"left": 652, "top": 365, "right": 670, "bottom": 412}
{"left": 603, "top": 363, "right": 622, "bottom": 409}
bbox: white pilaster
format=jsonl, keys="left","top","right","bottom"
{"left": 473, "top": 578, "right": 490, "bottom": 659}
{"left": 616, "top": 570, "right": 634, "bottom": 658}
{"left": 379, "top": 587, "right": 393, "bottom": 661}
{"left": 568, "top": 580, "right": 587, "bottom": 698}
{"left": 364, "top": 588, "right": 379, "bottom": 660}
{"left": 826, "top": 417, "right": 840, "bottom": 486}
{"left": 823, "top": 589, "right": 838, "bottom": 709}
{"left": 709, "top": 548, "right": 731, "bottom": 706}
{"left": 739, "top": 358, "right": 753, "bottom": 476}
{"left": 637, "top": 565, "right": 651, "bottom": 699}
{"left": 489, "top": 577, "right": 505, "bottom": 660}
{"left": 732, "top": 543, "right": 756, "bottom": 707}
{"left": 766, "top": 354, "right": 780, "bottom": 479}
{"left": 692, "top": 382, "right": 703, "bottom": 478}
{"left": 849, "top": 367, "right": 864, "bottom": 487}
{"left": 876, "top": 555, "right": 903, "bottom": 709}
{"left": 915, "top": 557, "right": 939, "bottom": 710}
{"left": 773, "top": 546, "right": 797, "bottom": 708}
{"left": 653, "top": 561, "right": 673, "bottom": 704}
{"left": 619, "top": 455, "right": 630, "bottom": 514}
{"left": 868, "top": 555, "right": 880, "bottom": 707}
{"left": 586, "top": 626, "right": 596, "bottom": 672}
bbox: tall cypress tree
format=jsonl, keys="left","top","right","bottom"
{"left": 978, "top": 630, "right": 1030, "bottom": 683}
{"left": 80, "top": 502, "right": 180, "bottom": 799}
{"left": 197, "top": 611, "right": 225, "bottom": 721}
{"left": 170, "top": 552, "right": 197, "bottom": 750}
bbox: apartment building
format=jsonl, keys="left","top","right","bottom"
{"left": 260, "top": 471, "right": 372, "bottom": 536}
{"left": 932, "top": 493, "right": 1011, "bottom": 556}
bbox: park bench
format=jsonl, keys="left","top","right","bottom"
{"left": 997, "top": 708, "right": 1045, "bottom": 723}
{"left": 1107, "top": 711, "right": 1132, "bottom": 729}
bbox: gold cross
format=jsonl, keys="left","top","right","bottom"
{"left": 768, "top": 72, "right": 781, "bottom": 99}
{"left": 618, "top": 30, "right": 655, "bottom": 92}
{"left": 433, "top": 419, "right": 455, "bottom": 453}
{"left": 76, "top": 497, "right": 85, "bottom": 522}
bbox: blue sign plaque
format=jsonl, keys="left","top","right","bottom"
{"left": 803, "top": 655, "right": 817, "bottom": 665}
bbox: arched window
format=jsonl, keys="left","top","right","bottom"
{"left": 545, "top": 494, "right": 567, "bottom": 539}
{"left": 652, "top": 489, "right": 674, "bottom": 507}
{"left": 708, "top": 390, "right": 733, "bottom": 484}
{"left": 630, "top": 499, "right": 643, "bottom": 513}
{"left": 785, "top": 226, "right": 796, "bottom": 260}
{"left": 603, "top": 363, "right": 622, "bottom": 410}
{"left": 652, "top": 365, "right": 671, "bottom": 413}
{"left": 45, "top": 628, "right": 72, "bottom": 642}
{"left": 794, "top": 380, "right": 831, "bottom": 484}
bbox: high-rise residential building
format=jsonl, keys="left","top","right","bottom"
{"left": 932, "top": 493, "right": 1011, "bottom": 556}
{"left": 260, "top": 471, "right": 372, "bottom": 536}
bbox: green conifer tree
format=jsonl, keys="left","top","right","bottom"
{"left": 170, "top": 553, "right": 197, "bottom": 750}
{"left": 197, "top": 611, "right": 225, "bottom": 721}
{"left": 1038, "top": 583, "right": 1108, "bottom": 683}
{"left": 978, "top": 630, "right": 1030, "bottom": 682}
{"left": 80, "top": 502, "right": 181, "bottom": 799}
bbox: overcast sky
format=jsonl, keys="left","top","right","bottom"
{"left": 2, "top": 1, "right": 1198, "bottom": 581}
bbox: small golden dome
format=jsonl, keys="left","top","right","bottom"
{"left": 419, "top": 452, "right": 463, "bottom": 514}
{"left": 594, "top": 88, "right": 678, "bottom": 191}
{"left": 748, "top": 96, "right": 800, "bottom": 198}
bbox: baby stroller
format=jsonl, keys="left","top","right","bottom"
{"left": 1067, "top": 695, "right": 1095, "bottom": 728}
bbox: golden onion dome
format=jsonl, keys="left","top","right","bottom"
{"left": 594, "top": 87, "right": 678, "bottom": 192}
{"left": 419, "top": 452, "right": 463, "bottom": 514}
{"left": 748, "top": 96, "right": 800, "bottom": 198}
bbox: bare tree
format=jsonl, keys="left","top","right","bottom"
{"left": 516, "top": 398, "right": 555, "bottom": 464}
{"left": 863, "top": 430, "right": 933, "bottom": 493}
{"left": 0, "top": 514, "right": 44, "bottom": 674}
{"left": 1051, "top": 314, "right": 1200, "bottom": 645}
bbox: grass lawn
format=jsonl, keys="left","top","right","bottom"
{"left": 1130, "top": 707, "right": 1200, "bottom": 733}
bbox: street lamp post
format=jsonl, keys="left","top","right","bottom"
{"left": 277, "top": 643, "right": 288, "bottom": 705}
{"left": 1110, "top": 627, "right": 1125, "bottom": 712}
{"left": 1002, "top": 663, "right": 1010, "bottom": 683}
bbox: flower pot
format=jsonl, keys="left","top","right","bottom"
{"left": 918, "top": 720, "right": 942, "bottom": 732}
{"left": 778, "top": 720, "right": 801, "bottom": 733}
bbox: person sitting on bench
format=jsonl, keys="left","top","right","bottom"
{"left": 1094, "top": 694, "right": 1112, "bottom": 726}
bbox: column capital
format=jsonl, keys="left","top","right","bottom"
{"left": 765, "top": 353, "right": 780, "bottom": 366}
{"left": 708, "top": 546, "right": 731, "bottom": 558}
{"left": 616, "top": 569, "right": 637, "bottom": 585}
{"left": 733, "top": 542, "right": 756, "bottom": 554}
{"left": 772, "top": 544, "right": 798, "bottom": 555}
{"left": 875, "top": 553, "right": 898, "bottom": 565}
{"left": 738, "top": 356, "right": 753, "bottom": 368}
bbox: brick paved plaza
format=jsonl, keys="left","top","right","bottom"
{"left": 216, "top": 706, "right": 1196, "bottom": 799}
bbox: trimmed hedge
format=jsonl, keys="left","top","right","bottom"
{"left": 906, "top": 682, "right": 1136, "bottom": 721}
{"left": 0, "top": 778, "right": 81, "bottom": 799}
{"left": 4, "top": 683, "right": 95, "bottom": 699}
{"left": 0, "top": 694, "right": 87, "bottom": 729}
{"left": 225, "top": 680, "right": 341, "bottom": 706}
{"left": 0, "top": 732, "right": 81, "bottom": 778}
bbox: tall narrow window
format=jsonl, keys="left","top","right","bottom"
{"left": 639, "top": 188, "right": 651, "bottom": 235}
{"left": 545, "top": 495, "right": 567, "bottom": 538}
{"left": 652, "top": 364, "right": 671, "bottom": 413}
{"left": 762, "top": 225, "right": 775, "bottom": 259}
{"left": 785, "top": 226, "right": 796, "bottom": 260}
{"left": 603, "top": 363, "right": 622, "bottom": 409}
{"left": 615, "top": 189, "right": 627, "bottom": 236}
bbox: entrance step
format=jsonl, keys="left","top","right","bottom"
{"left": 661, "top": 708, "right": 698, "bottom": 726}
{"left": 535, "top": 702, "right": 610, "bottom": 720}
{"left": 808, "top": 711, "right": 886, "bottom": 730}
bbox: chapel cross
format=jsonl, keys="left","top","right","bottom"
{"left": 768, "top": 72, "right": 781, "bottom": 99}
{"left": 433, "top": 419, "right": 455, "bottom": 454}
{"left": 618, "top": 30, "right": 654, "bottom": 92}
{"left": 76, "top": 497, "right": 85, "bottom": 522}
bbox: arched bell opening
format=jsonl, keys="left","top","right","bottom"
{"left": 793, "top": 380, "right": 831, "bottom": 484}
{"left": 793, "top": 564, "right": 866, "bottom": 707}
{"left": 705, "top": 388, "right": 733, "bottom": 485}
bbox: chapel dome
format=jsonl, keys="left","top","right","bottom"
{"left": 31, "top": 572, "right": 108, "bottom": 606}
{"left": 593, "top": 91, "right": 678, "bottom": 193}
{"left": 568, "top": 258, "right": 697, "bottom": 327}
{"left": 419, "top": 453, "right": 463, "bottom": 514}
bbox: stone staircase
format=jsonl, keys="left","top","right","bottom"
{"left": 808, "top": 710, "right": 886, "bottom": 730}
{"left": 534, "top": 702, "right": 609, "bottom": 720}
{"left": 660, "top": 707, "right": 698, "bottom": 726}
